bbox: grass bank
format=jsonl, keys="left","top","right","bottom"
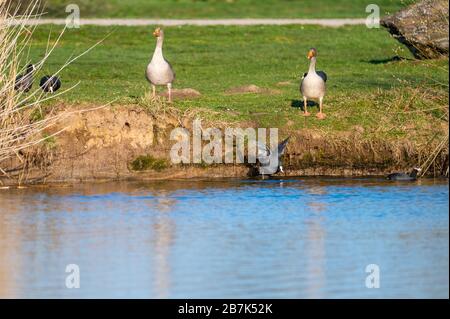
{"left": 41, "top": 0, "right": 406, "bottom": 19}
{"left": 2, "top": 2, "right": 447, "bottom": 185}
{"left": 25, "top": 24, "right": 448, "bottom": 143}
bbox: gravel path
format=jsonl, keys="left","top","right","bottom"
{"left": 17, "top": 18, "right": 366, "bottom": 27}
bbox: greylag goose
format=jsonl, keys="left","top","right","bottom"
{"left": 387, "top": 167, "right": 421, "bottom": 181}
{"left": 300, "top": 48, "right": 327, "bottom": 119}
{"left": 40, "top": 75, "right": 61, "bottom": 93}
{"left": 15, "top": 64, "right": 36, "bottom": 92}
{"left": 256, "top": 137, "right": 290, "bottom": 176}
{"left": 146, "top": 27, "right": 175, "bottom": 103}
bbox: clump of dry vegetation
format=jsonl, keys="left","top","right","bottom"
{"left": 1, "top": 1, "right": 54, "bottom": 178}
{"left": 379, "top": 0, "right": 449, "bottom": 176}
{"left": 0, "top": 0, "right": 104, "bottom": 184}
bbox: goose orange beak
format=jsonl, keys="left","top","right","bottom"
{"left": 153, "top": 28, "right": 161, "bottom": 37}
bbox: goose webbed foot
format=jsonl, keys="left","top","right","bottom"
{"left": 316, "top": 112, "right": 326, "bottom": 120}
{"left": 317, "top": 97, "right": 326, "bottom": 119}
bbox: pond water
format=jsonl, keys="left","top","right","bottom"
{"left": 0, "top": 178, "right": 448, "bottom": 299}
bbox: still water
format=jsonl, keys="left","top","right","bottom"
{"left": 0, "top": 178, "right": 448, "bottom": 299}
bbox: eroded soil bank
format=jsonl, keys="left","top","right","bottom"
{"left": 0, "top": 105, "right": 448, "bottom": 186}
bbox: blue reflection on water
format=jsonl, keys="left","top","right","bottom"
{"left": 0, "top": 178, "right": 448, "bottom": 298}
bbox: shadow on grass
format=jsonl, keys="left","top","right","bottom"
{"left": 365, "top": 55, "right": 413, "bottom": 65}
{"left": 291, "top": 99, "right": 317, "bottom": 112}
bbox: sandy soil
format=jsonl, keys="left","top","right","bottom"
{"left": 225, "top": 84, "right": 281, "bottom": 95}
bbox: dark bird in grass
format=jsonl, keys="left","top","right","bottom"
{"left": 14, "top": 64, "right": 36, "bottom": 92}
{"left": 387, "top": 167, "right": 422, "bottom": 181}
{"left": 40, "top": 75, "right": 61, "bottom": 93}
{"left": 256, "top": 137, "right": 290, "bottom": 176}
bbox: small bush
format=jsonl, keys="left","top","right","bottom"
{"left": 130, "top": 155, "right": 168, "bottom": 171}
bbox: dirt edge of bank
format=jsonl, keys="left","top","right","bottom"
{"left": 0, "top": 104, "right": 448, "bottom": 186}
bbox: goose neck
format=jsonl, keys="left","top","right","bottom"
{"left": 152, "top": 37, "right": 164, "bottom": 60}
{"left": 156, "top": 36, "right": 164, "bottom": 49}
{"left": 308, "top": 57, "right": 317, "bottom": 73}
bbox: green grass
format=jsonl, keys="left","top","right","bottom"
{"left": 24, "top": 24, "right": 448, "bottom": 141}
{"left": 42, "top": 0, "right": 406, "bottom": 19}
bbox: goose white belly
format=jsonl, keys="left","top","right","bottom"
{"left": 146, "top": 57, "right": 174, "bottom": 86}
{"left": 300, "top": 73, "right": 325, "bottom": 99}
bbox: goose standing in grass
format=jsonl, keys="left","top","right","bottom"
{"left": 300, "top": 48, "right": 327, "bottom": 119}
{"left": 39, "top": 75, "right": 61, "bottom": 93}
{"left": 146, "top": 27, "right": 175, "bottom": 103}
{"left": 14, "top": 64, "right": 36, "bottom": 92}
{"left": 387, "top": 167, "right": 422, "bottom": 181}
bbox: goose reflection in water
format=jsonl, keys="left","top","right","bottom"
{"left": 304, "top": 187, "right": 327, "bottom": 298}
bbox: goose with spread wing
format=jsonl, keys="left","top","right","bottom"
{"left": 256, "top": 137, "right": 290, "bottom": 176}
